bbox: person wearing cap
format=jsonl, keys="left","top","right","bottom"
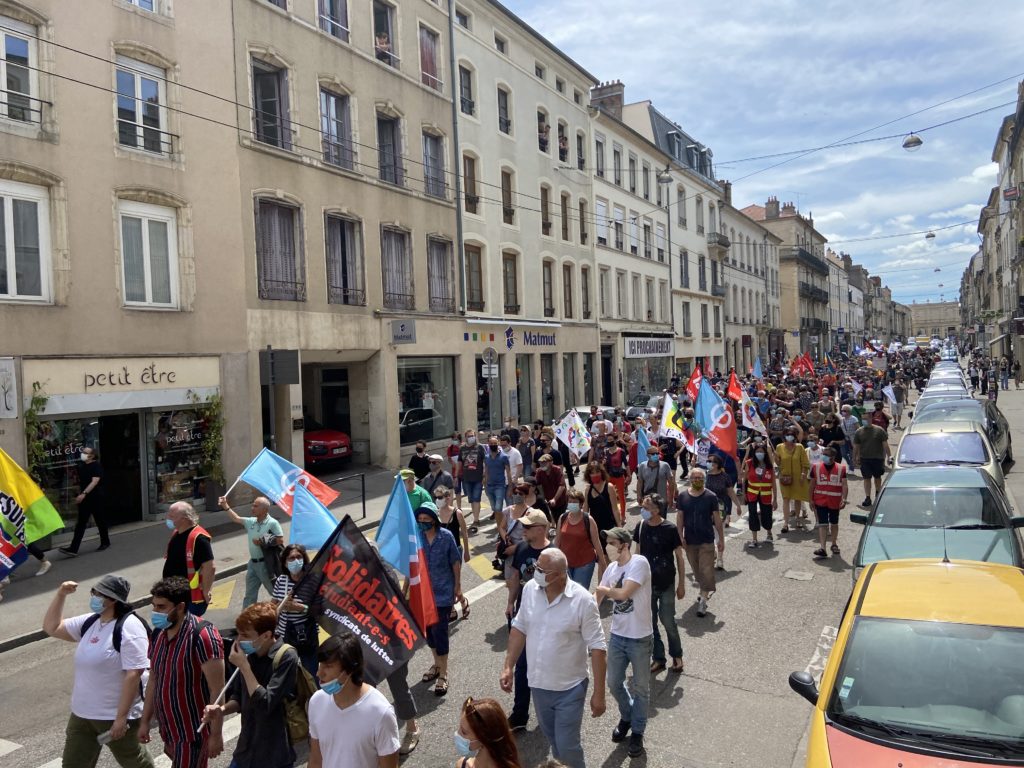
{"left": 596, "top": 527, "right": 652, "bottom": 758}
{"left": 634, "top": 445, "right": 676, "bottom": 503}
{"left": 415, "top": 502, "right": 462, "bottom": 697}
{"left": 419, "top": 454, "right": 454, "bottom": 496}
{"left": 401, "top": 468, "right": 433, "bottom": 511}
{"left": 43, "top": 575, "right": 155, "bottom": 768}
{"left": 534, "top": 452, "right": 568, "bottom": 520}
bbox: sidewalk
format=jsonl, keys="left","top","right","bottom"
{"left": 0, "top": 464, "right": 403, "bottom": 652}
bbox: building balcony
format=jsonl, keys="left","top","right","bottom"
{"left": 383, "top": 291, "right": 415, "bottom": 311}
{"left": 429, "top": 296, "right": 456, "bottom": 314}
{"left": 543, "top": 305, "right": 555, "bottom": 317}
{"left": 711, "top": 282, "right": 726, "bottom": 297}
{"left": 800, "top": 316, "right": 827, "bottom": 331}
{"left": 504, "top": 303, "right": 520, "bottom": 315}
{"left": 706, "top": 231, "right": 731, "bottom": 256}
{"left": 799, "top": 280, "right": 829, "bottom": 303}
{"left": 467, "top": 299, "right": 485, "bottom": 312}
{"left": 782, "top": 245, "right": 829, "bottom": 276}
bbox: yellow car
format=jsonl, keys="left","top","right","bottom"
{"left": 790, "top": 560, "right": 1024, "bottom": 766}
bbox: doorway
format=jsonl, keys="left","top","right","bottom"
{"left": 98, "top": 414, "right": 142, "bottom": 526}
{"left": 600, "top": 344, "right": 614, "bottom": 405}
{"left": 320, "top": 368, "right": 351, "bottom": 434}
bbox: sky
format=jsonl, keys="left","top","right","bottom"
{"left": 504, "top": 0, "right": 1024, "bottom": 305}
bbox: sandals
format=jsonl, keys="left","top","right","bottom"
{"left": 459, "top": 596, "right": 471, "bottom": 619}
{"left": 468, "top": 525, "right": 479, "bottom": 535}
{"left": 434, "top": 676, "right": 449, "bottom": 696}
{"left": 449, "top": 609, "right": 458, "bottom": 623}
{"left": 813, "top": 548, "right": 828, "bottom": 559}
{"left": 650, "top": 661, "right": 666, "bottom": 673}
{"left": 830, "top": 543, "right": 840, "bottom": 554}
{"left": 422, "top": 665, "right": 440, "bottom": 683}
{"left": 670, "top": 659, "right": 684, "bottom": 674}
{"left": 399, "top": 730, "right": 421, "bottom": 756}
{"left": 780, "top": 526, "right": 790, "bottom": 534}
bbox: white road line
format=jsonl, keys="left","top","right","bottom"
{"left": 0, "top": 738, "right": 23, "bottom": 758}
{"left": 463, "top": 577, "right": 505, "bottom": 604}
{"left": 804, "top": 625, "right": 838, "bottom": 682}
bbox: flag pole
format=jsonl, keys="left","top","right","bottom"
{"left": 197, "top": 667, "right": 239, "bottom": 733}
{"left": 222, "top": 474, "right": 243, "bottom": 499}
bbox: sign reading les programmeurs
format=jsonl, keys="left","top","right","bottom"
{"left": 299, "top": 514, "right": 424, "bottom": 684}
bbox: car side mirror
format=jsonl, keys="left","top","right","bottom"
{"left": 1011, "top": 516, "right": 1024, "bottom": 529}
{"left": 850, "top": 512, "right": 868, "bottom": 525}
{"left": 789, "top": 671, "right": 819, "bottom": 705}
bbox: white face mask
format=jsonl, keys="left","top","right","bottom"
{"left": 533, "top": 570, "right": 549, "bottom": 588}
{"left": 606, "top": 543, "right": 621, "bottom": 562}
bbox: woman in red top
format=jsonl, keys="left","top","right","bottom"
{"left": 554, "top": 488, "right": 607, "bottom": 589}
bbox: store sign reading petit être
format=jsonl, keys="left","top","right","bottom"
{"left": 22, "top": 357, "right": 220, "bottom": 398}
{"left": 84, "top": 362, "right": 178, "bottom": 390}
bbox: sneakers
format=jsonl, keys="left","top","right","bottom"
{"left": 715, "top": 553, "right": 725, "bottom": 570}
{"left": 696, "top": 595, "right": 708, "bottom": 617}
{"left": 612, "top": 719, "right": 631, "bottom": 742}
{"left": 398, "top": 729, "right": 421, "bottom": 756}
{"left": 628, "top": 733, "right": 645, "bottom": 757}
{"left": 507, "top": 714, "right": 528, "bottom": 732}
{"left": 58, "top": 547, "right": 78, "bottom": 558}
{"left": 860, "top": 498, "right": 872, "bottom": 509}
{"left": 35, "top": 559, "right": 52, "bottom": 576}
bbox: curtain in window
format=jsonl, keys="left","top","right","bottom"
{"left": 320, "top": 0, "right": 349, "bottom": 40}
{"left": 419, "top": 27, "right": 439, "bottom": 87}
{"left": 423, "top": 134, "right": 444, "bottom": 197}
{"left": 321, "top": 91, "right": 353, "bottom": 168}
{"left": 257, "top": 201, "right": 301, "bottom": 299}
{"left": 427, "top": 239, "right": 451, "bottom": 308}
{"left": 148, "top": 219, "right": 171, "bottom": 304}
{"left": 11, "top": 198, "right": 40, "bottom": 296}
{"left": 327, "top": 216, "right": 361, "bottom": 303}
{"left": 378, "top": 118, "right": 401, "bottom": 184}
{"left": 381, "top": 228, "right": 410, "bottom": 304}
{"left": 595, "top": 200, "right": 608, "bottom": 241}
{"left": 121, "top": 215, "right": 146, "bottom": 302}
{"left": 503, "top": 255, "right": 517, "bottom": 306}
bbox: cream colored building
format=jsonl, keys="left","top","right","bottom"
{"left": 454, "top": 0, "right": 600, "bottom": 419}
{"left": 825, "top": 249, "right": 850, "bottom": 352}
{"left": 910, "top": 300, "right": 960, "bottom": 339}
{"left": 0, "top": 0, "right": 249, "bottom": 528}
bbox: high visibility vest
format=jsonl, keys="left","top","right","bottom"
{"left": 166, "top": 525, "right": 211, "bottom": 604}
{"left": 811, "top": 462, "right": 845, "bottom": 510}
{"left": 744, "top": 461, "right": 774, "bottom": 503}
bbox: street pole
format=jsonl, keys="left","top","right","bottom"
{"left": 446, "top": 0, "right": 467, "bottom": 314}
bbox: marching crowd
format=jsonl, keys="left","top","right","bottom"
{"left": 44, "top": 344, "right": 969, "bottom": 768}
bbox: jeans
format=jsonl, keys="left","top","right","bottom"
{"left": 63, "top": 713, "right": 155, "bottom": 768}
{"left": 1002, "top": 373, "right": 1010, "bottom": 390}
{"left": 512, "top": 646, "right": 531, "bottom": 721}
{"left": 463, "top": 479, "right": 483, "bottom": 504}
{"left": 841, "top": 439, "right": 854, "bottom": 469}
{"left": 567, "top": 560, "right": 596, "bottom": 590}
{"left": 68, "top": 496, "right": 110, "bottom": 552}
{"left": 607, "top": 633, "right": 652, "bottom": 735}
{"left": 386, "top": 662, "right": 418, "bottom": 723}
{"left": 485, "top": 483, "right": 507, "bottom": 514}
{"left": 243, "top": 560, "right": 274, "bottom": 607}
{"left": 532, "top": 679, "right": 588, "bottom": 768}
{"left": 651, "top": 586, "right": 682, "bottom": 663}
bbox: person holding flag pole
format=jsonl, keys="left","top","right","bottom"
{"left": 0, "top": 446, "right": 65, "bottom": 594}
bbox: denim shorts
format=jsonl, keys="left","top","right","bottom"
{"left": 462, "top": 479, "right": 483, "bottom": 503}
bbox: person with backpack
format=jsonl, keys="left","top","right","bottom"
{"left": 43, "top": 575, "right": 155, "bottom": 768}
{"left": 554, "top": 487, "right": 607, "bottom": 589}
{"left": 201, "top": 602, "right": 305, "bottom": 768}
{"left": 604, "top": 437, "right": 629, "bottom": 521}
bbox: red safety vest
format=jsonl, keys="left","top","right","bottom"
{"left": 811, "top": 462, "right": 846, "bottom": 510}
{"left": 166, "top": 525, "right": 211, "bottom": 604}
{"left": 744, "top": 461, "right": 774, "bottom": 503}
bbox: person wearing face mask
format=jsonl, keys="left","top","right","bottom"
{"left": 554, "top": 487, "right": 607, "bottom": 588}
{"left": 596, "top": 528, "right": 652, "bottom": 758}
{"left": 517, "top": 426, "right": 535, "bottom": 479}
{"left": 414, "top": 503, "right": 462, "bottom": 697}
{"left": 852, "top": 414, "right": 890, "bottom": 508}
{"left": 704, "top": 455, "right": 744, "bottom": 560}
{"left": 201, "top": 602, "right": 299, "bottom": 768}
{"left": 447, "top": 432, "right": 465, "bottom": 509}
{"left": 59, "top": 445, "right": 110, "bottom": 557}
{"left": 498, "top": 435, "right": 524, "bottom": 483}
{"left": 632, "top": 495, "right": 685, "bottom": 675}
{"left": 272, "top": 544, "right": 320, "bottom": 676}
{"left": 307, "top": 632, "right": 400, "bottom": 768}
{"left": 805, "top": 434, "right": 824, "bottom": 466}
{"left": 421, "top": 454, "right": 455, "bottom": 497}
{"left": 582, "top": 462, "right": 621, "bottom": 539}
{"left": 218, "top": 495, "right": 285, "bottom": 607}
{"left": 676, "top": 468, "right": 725, "bottom": 617}
{"left": 534, "top": 454, "right": 568, "bottom": 520}
{"left": 453, "top": 696, "right": 522, "bottom": 768}
{"left": 43, "top": 575, "right": 154, "bottom": 768}
{"left": 500, "top": 548, "right": 607, "bottom": 767}
{"left": 775, "top": 427, "right": 810, "bottom": 534}
{"left": 161, "top": 502, "right": 215, "bottom": 616}
{"left": 459, "top": 429, "right": 487, "bottom": 533}
{"left": 634, "top": 447, "right": 676, "bottom": 504}
{"left": 808, "top": 446, "right": 849, "bottom": 559}
{"left": 138, "top": 576, "right": 226, "bottom": 768}
{"left": 408, "top": 441, "right": 431, "bottom": 481}
{"left": 604, "top": 437, "right": 629, "bottom": 520}
{"left": 483, "top": 437, "right": 513, "bottom": 521}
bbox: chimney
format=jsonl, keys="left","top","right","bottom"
{"left": 781, "top": 201, "right": 797, "bottom": 216}
{"left": 841, "top": 252, "right": 853, "bottom": 271}
{"left": 765, "top": 195, "right": 780, "bottom": 219}
{"left": 590, "top": 80, "right": 625, "bottom": 120}
{"left": 718, "top": 180, "right": 732, "bottom": 207}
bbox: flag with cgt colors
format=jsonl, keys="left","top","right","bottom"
{"left": 0, "top": 448, "right": 65, "bottom": 579}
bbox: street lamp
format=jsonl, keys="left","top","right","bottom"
{"left": 902, "top": 133, "right": 923, "bottom": 151}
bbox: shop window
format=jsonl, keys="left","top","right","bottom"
{"left": 0, "top": 178, "right": 50, "bottom": 301}
{"left": 256, "top": 198, "right": 305, "bottom": 301}
{"left": 398, "top": 357, "right": 456, "bottom": 445}
{"left": 118, "top": 199, "right": 179, "bottom": 308}
{"left": 116, "top": 56, "right": 171, "bottom": 155}
{"left": 150, "top": 410, "right": 209, "bottom": 513}
{"left": 325, "top": 213, "right": 364, "bottom": 305}
{"left": 475, "top": 353, "right": 502, "bottom": 430}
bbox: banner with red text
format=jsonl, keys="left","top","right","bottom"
{"left": 298, "top": 514, "right": 425, "bottom": 684}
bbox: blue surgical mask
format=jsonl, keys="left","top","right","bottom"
{"left": 321, "top": 676, "right": 345, "bottom": 696}
{"left": 566, "top": 502, "right": 580, "bottom": 513}
{"left": 165, "top": 518, "right": 175, "bottom": 530}
{"left": 286, "top": 559, "right": 304, "bottom": 574}
{"left": 640, "top": 508, "right": 652, "bottom": 521}
{"left": 151, "top": 610, "right": 171, "bottom": 630}
{"left": 89, "top": 595, "right": 105, "bottom": 614}
{"left": 417, "top": 521, "right": 433, "bottom": 533}
{"left": 454, "top": 731, "right": 479, "bottom": 758}
{"left": 239, "top": 640, "right": 258, "bottom": 655}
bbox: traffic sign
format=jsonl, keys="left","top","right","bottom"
{"left": 481, "top": 364, "right": 499, "bottom": 377}
{"left": 482, "top": 346, "right": 498, "bottom": 365}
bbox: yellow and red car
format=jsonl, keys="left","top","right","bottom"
{"left": 790, "top": 560, "right": 1024, "bottom": 766}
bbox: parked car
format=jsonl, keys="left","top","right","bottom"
{"left": 850, "top": 467, "right": 1024, "bottom": 583}
{"left": 790, "top": 559, "right": 1024, "bottom": 767}
{"left": 398, "top": 407, "right": 446, "bottom": 443}
{"left": 893, "top": 421, "right": 1005, "bottom": 489}
{"left": 911, "top": 399, "right": 1012, "bottom": 463}
{"left": 927, "top": 370, "right": 968, "bottom": 388}
{"left": 912, "top": 385, "right": 973, "bottom": 413}
{"left": 625, "top": 394, "right": 661, "bottom": 421}
{"left": 303, "top": 418, "right": 352, "bottom": 467}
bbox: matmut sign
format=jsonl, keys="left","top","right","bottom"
{"left": 624, "top": 337, "right": 674, "bottom": 358}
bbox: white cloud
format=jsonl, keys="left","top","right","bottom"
{"left": 957, "top": 163, "right": 998, "bottom": 184}
{"left": 929, "top": 203, "right": 981, "bottom": 219}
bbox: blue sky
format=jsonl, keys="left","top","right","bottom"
{"left": 505, "top": 0, "right": 1024, "bottom": 305}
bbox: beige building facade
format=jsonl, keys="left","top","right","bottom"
{"left": 910, "top": 300, "right": 960, "bottom": 339}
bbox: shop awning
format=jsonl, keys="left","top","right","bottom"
{"left": 988, "top": 334, "right": 1008, "bottom": 347}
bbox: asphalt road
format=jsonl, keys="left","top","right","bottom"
{"left": 2, "top": 381, "right": 1020, "bottom": 768}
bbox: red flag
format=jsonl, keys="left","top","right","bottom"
{"left": 685, "top": 366, "right": 703, "bottom": 402}
{"left": 704, "top": 357, "right": 712, "bottom": 376}
{"left": 800, "top": 352, "right": 815, "bottom": 376}
{"left": 727, "top": 371, "right": 743, "bottom": 402}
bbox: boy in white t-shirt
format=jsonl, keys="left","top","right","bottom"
{"left": 308, "top": 632, "right": 400, "bottom": 768}
{"left": 596, "top": 527, "right": 652, "bottom": 759}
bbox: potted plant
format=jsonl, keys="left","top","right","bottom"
{"left": 188, "top": 390, "right": 226, "bottom": 510}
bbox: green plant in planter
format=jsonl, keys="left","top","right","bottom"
{"left": 188, "top": 390, "right": 225, "bottom": 485}
{"left": 24, "top": 381, "right": 49, "bottom": 484}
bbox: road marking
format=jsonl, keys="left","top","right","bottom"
{"left": 805, "top": 625, "right": 838, "bottom": 682}
{"left": 468, "top": 554, "right": 497, "bottom": 581}
{"left": 210, "top": 577, "right": 236, "bottom": 609}
{"left": 0, "top": 739, "right": 22, "bottom": 758}
{"left": 463, "top": 577, "right": 505, "bottom": 603}
{"left": 150, "top": 715, "right": 244, "bottom": 768}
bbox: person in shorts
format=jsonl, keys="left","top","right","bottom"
{"left": 459, "top": 429, "right": 486, "bottom": 531}
{"left": 852, "top": 417, "right": 890, "bottom": 508}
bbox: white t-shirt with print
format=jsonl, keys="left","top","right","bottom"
{"left": 599, "top": 555, "right": 653, "bottom": 640}
{"left": 65, "top": 612, "right": 150, "bottom": 720}
{"left": 308, "top": 686, "right": 400, "bottom": 767}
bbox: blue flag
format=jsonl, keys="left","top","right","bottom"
{"left": 289, "top": 483, "right": 340, "bottom": 550}
{"left": 238, "top": 447, "right": 339, "bottom": 515}
{"left": 635, "top": 427, "right": 651, "bottom": 456}
{"left": 375, "top": 477, "right": 420, "bottom": 578}
{"left": 693, "top": 379, "right": 738, "bottom": 458}
{"left": 753, "top": 357, "right": 763, "bottom": 379}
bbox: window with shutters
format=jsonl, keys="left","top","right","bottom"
{"left": 319, "top": 0, "right": 349, "bottom": 41}
{"left": 427, "top": 237, "right": 454, "bottom": 313}
{"left": 616, "top": 270, "right": 626, "bottom": 317}
{"left": 629, "top": 211, "right": 638, "bottom": 255}
{"left": 595, "top": 136, "right": 605, "bottom": 178}
{"left": 419, "top": 25, "right": 441, "bottom": 90}
{"left": 325, "top": 214, "right": 364, "bottom": 305}
{"left": 560, "top": 193, "right": 570, "bottom": 241}
{"left": 580, "top": 266, "right": 591, "bottom": 319}
{"left": 612, "top": 145, "right": 622, "bottom": 186}
{"left": 677, "top": 186, "right": 686, "bottom": 227}
{"left": 252, "top": 58, "right": 291, "bottom": 149}
{"left": 502, "top": 251, "right": 518, "bottom": 313}
{"left": 698, "top": 255, "right": 707, "bottom": 291}
{"left": 680, "top": 248, "right": 689, "bottom": 288}
{"left": 540, "top": 185, "right": 551, "bottom": 235}
{"left": 682, "top": 301, "right": 692, "bottom": 335}
{"left": 645, "top": 279, "right": 654, "bottom": 321}
{"left": 256, "top": 199, "right": 305, "bottom": 301}
{"left": 465, "top": 244, "right": 483, "bottom": 310}
{"left": 701, "top": 303, "right": 709, "bottom": 336}
{"left": 595, "top": 198, "right": 608, "bottom": 245}
{"left": 599, "top": 268, "right": 609, "bottom": 318}
{"left": 422, "top": 131, "right": 445, "bottom": 198}
{"left": 320, "top": 88, "right": 354, "bottom": 169}
{"left": 118, "top": 200, "right": 177, "bottom": 308}
{"left": 501, "top": 170, "right": 514, "bottom": 224}
{"left": 377, "top": 113, "right": 403, "bottom": 186}
{"left": 695, "top": 195, "right": 704, "bottom": 234}
{"left": 628, "top": 154, "right": 637, "bottom": 193}
{"left": 463, "top": 154, "right": 479, "bottom": 214}
{"left": 642, "top": 162, "right": 650, "bottom": 200}
{"left": 655, "top": 223, "right": 666, "bottom": 262}
{"left": 578, "top": 199, "right": 587, "bottom": 244}
{"left": 381, "top": 227, "right": 412, "bottom": 309}
{"left": 632, "top": 274, "right": 641, "bottom": 320}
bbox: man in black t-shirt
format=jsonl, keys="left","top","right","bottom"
{"left": 163, "top": 501, "right": 215, "bottom": 616}
{"left": 59, "top": 446, "right": 109, "bottom": 556}
{"left": 675, "top": 468, "right": 724, "bottom": 618}
{"left": 633, "top": 494, "right": 685, "bottom": 673}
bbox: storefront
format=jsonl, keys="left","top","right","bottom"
{"left": 397, "top": 356, "right": 458, "bottom": 445}
{"left": 622, "top": 335, "right": 673, "bottom": 403}
{"left": 20, "top": 356, "right": 221, "bottom": 525}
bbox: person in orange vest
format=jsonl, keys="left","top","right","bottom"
{"left": 163, "top": 502, "right": 215, "bottom": 616}
{"left": 808, "top": 446, "right": 849, "bottom": 559}
{"left": 740, "top": 440, "right": 778, "bottom": 549}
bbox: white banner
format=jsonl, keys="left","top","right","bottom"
{"left": 553, "top": 409, "right": 592, "bottom": 459}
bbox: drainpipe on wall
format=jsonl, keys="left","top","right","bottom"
{"left": 447, "top": 0, "right": 467, "bottom": 314}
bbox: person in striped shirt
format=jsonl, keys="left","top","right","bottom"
{"left": 138, "top": 576, "right": 225, "bottom": 768}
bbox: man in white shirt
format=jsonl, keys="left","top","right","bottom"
{"left": 309, "top": 632, "right": 400, "bottom": 768}
{"left": 499, "top": 434, "right": 524, "bottom": 482}
{"left": 596, "top": 527, "right": 653, "bottom": 759}
{"left": 500, "top": 549, "right": 607, "bottom": 768}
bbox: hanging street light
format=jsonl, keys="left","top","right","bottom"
{"left": 902, "top": 133, "right": 924, "bottom": 151}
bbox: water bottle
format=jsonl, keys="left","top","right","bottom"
{"left": 96, "top": 730, "right": 113, "bottom": 746}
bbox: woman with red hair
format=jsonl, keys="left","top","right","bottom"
{"left": 453, "top": 696, "right": 522, "bottom": 768}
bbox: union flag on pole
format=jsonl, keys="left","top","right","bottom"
{"left": 727, "top": 370, "right": 743, "bottom": 402}
{"left": 694, "top": 379, "right": 738, "bottom": 460}
{"left": 238, "top": 448, "right": 340, "bottom": 515}
{"left": 684, "top": 366, "right": 703, "bottom": 402}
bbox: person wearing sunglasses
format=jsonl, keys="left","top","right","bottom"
{"left": 454, "top": 696, "right": 522, "bottom": 768}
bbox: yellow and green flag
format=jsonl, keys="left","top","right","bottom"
{"left": 0, "top": 447, "right": 64, "bottom": 575}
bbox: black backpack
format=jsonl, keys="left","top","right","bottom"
{"left": 81, "top": 610, "right": 152, "bottom": 652}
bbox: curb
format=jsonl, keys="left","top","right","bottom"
{"left": 0, "top": 515, "right": 380, "bottom": 655}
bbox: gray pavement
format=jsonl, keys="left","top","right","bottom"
{"left": 2, "top": 380, "right": 1020, "bottom": 768}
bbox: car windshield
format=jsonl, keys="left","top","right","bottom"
{"left": 861, "top": 488, "right": 1015, "bottom": 566}
{"left": 914, "top": 404, "right": 984, "bottom": 425}
{"left": 304, "top": 417, "right": 325, "bottom": 430}
{"left": 899, "top": 433, "right": 988, "bottom": 464}
{"left": 826, "top": 617, "right": 1024, "bottom": 753}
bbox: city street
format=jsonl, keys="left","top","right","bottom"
{"left": 5, "top": 382, "right": 1018, "bottom": 767}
